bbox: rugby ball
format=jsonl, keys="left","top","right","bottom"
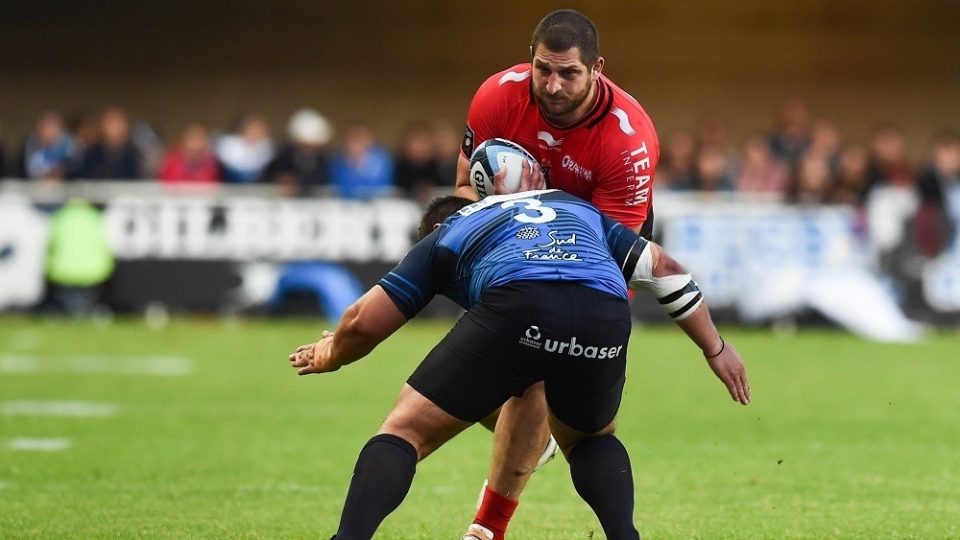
{"left": 469, "top": 138, "right": 537, "bottom": 198}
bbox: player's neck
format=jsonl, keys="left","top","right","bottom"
{"left": 541, "top": 80, "right": 599, "bottom": 128}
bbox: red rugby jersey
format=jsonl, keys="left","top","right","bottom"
{"left": 462, "top": 63, "right": 659, "bottom": 232}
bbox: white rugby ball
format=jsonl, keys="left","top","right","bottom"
{"left": 468, "top": 138, "right": 537, "bottom": 198}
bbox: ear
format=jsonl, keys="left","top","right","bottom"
{"left": 592, "top": 56, "right": 605, "bottom": 80}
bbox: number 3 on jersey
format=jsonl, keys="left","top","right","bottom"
{"left": 501, "top": 198, "right": 557, "bottom": 224}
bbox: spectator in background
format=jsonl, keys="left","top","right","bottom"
{"left": 267, "top": 108, "right": 332, "bottom": 197}
{"left": 393, "top": 121, "right": 443, "bottom": 204}
{"left": 22, "top": 111, "right": 77, "bottom": 180}
{"left": 829, "top": 144, "right": 871, "bottom": 206}
{"left": 331, "top": 123, "right": 393, "bottom": 200}
{"left": 867, "top": 124, "right": 915, "bottom": 191}
{"left": 769, "top": 97, "right": 811, "bottom": 164}
{"left": 68, "top": 113, "right": 100, "bottom": 159}
{"left": 696, "top": 114, "right": 739, "bottom": 178}
{"left": 808, "top": 120, "right": 841, "bottom": 170}
{"left": 131, "top": 120, "right": 166, "bottom": 179}
{"left": 914, "top": 129, "right": 960, "bottom": 256}
{"left": 693, "top": 145, "right": 734, "bottom": 192}
{"left": 76, "top": 106, "right": 142, "bottom": 180}
{"left": 658, "top": 130, "right": 697, "bottom": 190}
{"left": 736, "top": 133, "right": 788, "bottom": 194}
{"left": 216, "top": 114, "right": 274, "bottom": 183}
{"left": 788, "top": 152, "right": 833, "bottom": 204}
{"left": 434, "top": 121, "right": 462, "bottom": 188}
{"left": 44, "top": 198, "right": 115, "bottom": 316}
{"left": 158, "top": 123, "right": 220, "bottom": 184}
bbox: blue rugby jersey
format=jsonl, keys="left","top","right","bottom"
{"left": 378, "top": 190, "right": 646, "bottom": 319}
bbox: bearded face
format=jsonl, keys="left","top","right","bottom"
{"left": 530, "top": 44, "right": 601, "bottom": 125}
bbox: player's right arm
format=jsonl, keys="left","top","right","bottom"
{"left": 454, "top": 67, "right": 544, "bottom": 199}
{"left": 289, "top": 230, "right": 445, "bottom": 375}
{"left": 454, "top": 153, "right": 479, "bottom": 200}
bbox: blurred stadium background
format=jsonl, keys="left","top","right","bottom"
{"left": 1, "top": 1, "right": 959, "bottom": 538}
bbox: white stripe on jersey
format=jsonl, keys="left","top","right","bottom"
{"left": 457, "top": 190, "right": 558, "bottom": 217}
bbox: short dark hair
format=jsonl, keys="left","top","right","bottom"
{"left": 418, "top": 196, "right": 473, "bottom": 240}
{"left": 530, "top": 9, "right": 600, "bottom": 67}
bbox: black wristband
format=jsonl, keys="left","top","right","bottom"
{"left": 704, "top": 337, "right": 725, "bottom": 359}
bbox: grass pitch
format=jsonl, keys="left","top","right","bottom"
{"left": 1, "top": 317, "right": 958, "bottom": 539}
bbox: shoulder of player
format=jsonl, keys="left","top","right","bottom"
{"left": 469, "top": 64, "right": 533, "bottom": 124}
{"left": 596, "top": 79, "right": 656, "bottom": 136}
{"left": 589, "top": 81, "right": 659, "bottom": 159}
{"left": 476, "top": 63, "right": 533, "bottom": 95}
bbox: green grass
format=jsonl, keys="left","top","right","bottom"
{"left": 1, "top": 317, "right": 958, "bottom": 539}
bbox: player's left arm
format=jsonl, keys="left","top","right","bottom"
{"left": 289, "top": 286, "right": 408, "bottom": 375}
{"left": 604, "top": 218, "right": 750, "bottom": 404}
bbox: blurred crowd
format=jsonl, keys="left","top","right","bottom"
{"left": 659, "top": 98, "right": 958, "bottom": 257}
{"left": 0, "top": 107, "right": 463, "bottom": 204}
{"left": 660, "top": 99, "right": 959, "bottom": 213}
{"left": 0, "top": 98, "right": 958, "bottom": 222}
{"left": 1, "top": 99, "right": 957, "bottom": 321}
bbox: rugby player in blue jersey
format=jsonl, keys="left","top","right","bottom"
{"left": 289, "top": 190, "right": 750, "bottom": 540}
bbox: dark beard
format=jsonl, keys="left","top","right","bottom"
{"left": 534, "top": 80, "right": 594, "bottom": 124}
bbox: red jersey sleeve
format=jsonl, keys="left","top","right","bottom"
{"left": 461, "top": 65, "right": 531, "bottom": 158}
{"left": 591, "top": 108, "right": 660, "bottom": 232}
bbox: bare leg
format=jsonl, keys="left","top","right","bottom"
{"left": 378, "top": 383, "right": 473, "bottom": 460}
{"left": 486, "top": 382, "right": 551, "bottom": 498}
{"left": 463, "top": 383, "right": 551, "bottom": 540}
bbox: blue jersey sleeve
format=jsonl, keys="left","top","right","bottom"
{"left": 601, "top": 213, "right": 649, "bottom": 282}
{"left": 377, "top": 228, "right": 444, "bottom": 319}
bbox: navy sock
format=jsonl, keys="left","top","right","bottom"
{"left": 334, "top": 433, "right": 418, "bottom": 540}
{"left": 568, "top": 434, "right": 641, "bottom": 540}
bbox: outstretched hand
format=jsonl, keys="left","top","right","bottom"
{"left": 705, "top": 341, "right": 751, "bottom": 405}
{"left": 288, "top": 330, "right": 338, "bottom": 375}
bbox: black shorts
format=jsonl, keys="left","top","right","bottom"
{"left": 407, "top": 281, "right": 632, "bottom": 433}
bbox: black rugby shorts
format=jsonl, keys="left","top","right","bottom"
{"left": 407, "top": 280, "right": 632, "bottom": 433}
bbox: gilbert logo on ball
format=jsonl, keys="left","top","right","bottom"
{"left": 468, "top": 138, "right": 537, "bottom": 198}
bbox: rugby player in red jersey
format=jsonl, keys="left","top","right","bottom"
{"left": 452, "top": 9, "right": 662, "bottom": 540}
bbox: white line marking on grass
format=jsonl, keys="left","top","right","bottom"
{"left": 0, "top": 355, "right": 192, "bottom": 376}
{"left": 1, "top": 401, "right": 117, "bottom": 417}
{"left": 0, "top": 355, "right": 36, "bottom": 372}
{"left": 276, "top": 483, "right": 325, "bottom": 493}
{"left": 7, "top": 438, "right": 72, "bottom": 452}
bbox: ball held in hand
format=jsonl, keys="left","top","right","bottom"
{"left": 468, "top": 138, "right": 538, "bottom": 198}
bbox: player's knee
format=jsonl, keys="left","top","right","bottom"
{"left": 554, "top": 420, "right": 617, "bottom": 460}
{"left": 592, "top": 420, "right": 617, "bottom": 438}
{"left": 375, "top": 424, "right": 424, "bottom": 459}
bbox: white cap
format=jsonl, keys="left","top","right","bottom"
{"left": 287, "top": 108, "right": 332, "bottom": 145}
